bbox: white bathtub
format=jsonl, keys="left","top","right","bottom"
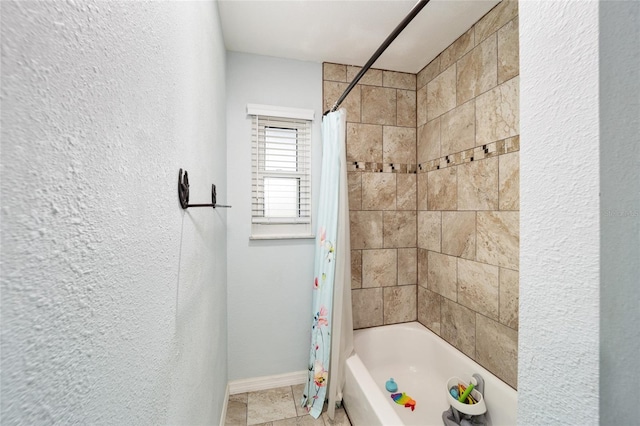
{"left": 343, "top": 322, "right": 517, "bottom": 426}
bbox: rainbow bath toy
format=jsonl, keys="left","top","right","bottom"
{"left": 391, "top": 392, "right": 416, "bottom": 411}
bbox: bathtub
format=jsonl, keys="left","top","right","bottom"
{"left": 343, "top": 322, "right": 517, "bottom": 426}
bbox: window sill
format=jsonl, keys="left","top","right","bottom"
{"left": 249, "top": 234, "right": 316, "bottom": 241}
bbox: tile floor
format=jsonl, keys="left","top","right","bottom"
{"left": 224, "top": 384, "right": 352, "bottom": 426}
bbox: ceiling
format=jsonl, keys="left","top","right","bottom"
{"left": 218, "top": 0, "right": 500, "bottom": 74}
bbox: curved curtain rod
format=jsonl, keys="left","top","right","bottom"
{"left": 324, "top": 0, "right": 431, "bottom": 116}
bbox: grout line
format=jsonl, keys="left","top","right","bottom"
{"left": 474, "top": 211, "right": 478, "bottom": 262}
{"left": 498, "top": 145, "right": 501, "bottom": 210}
{"left": 473, "top": 311, "right": 477, "bottom": 360}
{"left": 395, "top": 88, "right": 398, "bottom": 127}
{"left": 497, "top": 267, "right": 501, "bottom": 325}
{"left": 455, "top": 248, "right": 459, "bottom": 303}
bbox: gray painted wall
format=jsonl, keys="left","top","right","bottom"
{"left": 599, "top": 1, "right": 640, "bottom": 423}
{"left": 0, "top": 1, "right": 228, "bottom": 423}
{"left": 225, "top": 52, "right": 322, "bottom": 381}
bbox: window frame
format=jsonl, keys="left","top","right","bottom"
{"left": 247, "top": 104, "right": 314, "bottom": 240}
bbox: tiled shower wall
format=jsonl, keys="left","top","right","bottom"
{"left": 416, "top": 0, "right": 519, "bottom": 389}
{"left": 323, "top": 0, "right": 519, "bottom": 388}
{"left": 323, "top": 63, "right": 419, "bottom": 329}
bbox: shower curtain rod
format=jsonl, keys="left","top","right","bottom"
{"left": 325, "top": 0, "right": 430, "bottom": 115}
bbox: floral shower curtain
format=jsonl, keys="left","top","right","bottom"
{"left": 302, "top": 109, "right": 353, "bottom": 420}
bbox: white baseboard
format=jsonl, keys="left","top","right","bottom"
{"left": 228, "top": 370, "right": 307, "bottom": 395}
{"left": 219, "top": 383, "right": 230, "bottom": 426}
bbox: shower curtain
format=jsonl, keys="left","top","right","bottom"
{"left": 302, "top": 109, "right": 353, "bottom": 420}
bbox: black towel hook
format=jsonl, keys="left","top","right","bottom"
{"left": 178, "top": 168, "right": 231, "bottom": 210}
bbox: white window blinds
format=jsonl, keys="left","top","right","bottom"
{"left": 251, "top": 114, "right": 312, "bottom": 225}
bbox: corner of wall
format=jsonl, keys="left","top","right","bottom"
{"left": 519, "top": 0, "right": 600, "bottom": 423}
{"left": 599, "top": 1, "right": 640, "bottom": 423}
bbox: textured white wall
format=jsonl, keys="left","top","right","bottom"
{"left": 0, "top": 1, "right": 228, "bottom": 424}
{"left": 599, "top": 1, "right": 640, "bottom": 423}
{"left": 226, "top": 52, "right": 322, "bottom": 381}
{"left": 519, "top": 1, "right": 600, "bottom": 423}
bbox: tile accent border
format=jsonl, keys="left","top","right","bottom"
{"left": 347, "top": 161, "right": 418, "bottom": 174}
{"left": 418, "top": 136, "right": 519, "bottom": 173}
{"left": 228, "top": 370, "right": 307, "bottom": 395}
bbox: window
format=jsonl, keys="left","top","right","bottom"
{"left": 247, "top": 104, "right": 314, "bottom": 239}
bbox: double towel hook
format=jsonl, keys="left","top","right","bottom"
{"left": 178, "top": 168, "right": 231, "bottom": 210}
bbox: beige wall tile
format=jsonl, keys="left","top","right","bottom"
{"left": 498, "top": 17, "right": 519, "bottom": 84}
{"left": 418, "top": 211, "right": 441, "bottom": 252}
{"left": 458, "top": 157, "right": 499, "bottom": 210}
{"left": 476, "top": 76, "right": 519, "bottom": 145}
{"left": 417, "top": 85, "right": 427, "bottom": 126}
{"left": 337, "top": 3, "right": 521, "bottom": 367}
{"left": 352, "top": 288, "right": 383, "bottom": 329}
{"left": 398, "top": 248, "right": 417, "bottom": 285}
{"left": 397, "top": 90, "right": 417, "bottom": 128}
{"left": 418, "top": 286, "right": 441, "bottom": 334}
{"left": 418, "top": 118, "right": 441, "bottom": 163}
{"left": 458, "top": 258, "right": 499, "bottom": 319}
{"left": 456, "top": 34, "right": 498, "bottom": 105}
{"left": 417, "top": 172, "right": 428, "bottom": 211}
{"left": 383, "top": 211, "right": 417, "bottom": 248}
{"left": 427, "top": 64, "right": 457, "bottom": 120}
{"left": 441, "top": 299, "right": 476, "bottom": 358}
{"left": 351, "top": 249, "right": 362, "bottom": 289}
{"left": 346, "top": 123, "right": 382, "bottom": 162}
{"left": 499, "top": 150, "right": 519, "bottom": 210}
{"left": 347, "top": 66, "right": 383, "bottom": 86}
{"left": 383, "top": 126, "right": 416, "bottom": 164}
{"left": 499, "top": 268, "right": 519, "bottom": 329}
{"left": 427, "top": 251, "right": 457, "bottom": 300}
{"left": 477, "top": 211, "right": 519, "bottom": 269}
{"left": 384, "top": 285, "right": 417, "bottom": 324}
{"left": 397, "top": 174, "right": 417, "bottom": 211}
{"left": 324, "top": 81, "right": 360, "bottom": 122}
{"left": 383, "top": 71, "right": 416, "bottom": 90}
{"left": 348, "top": 172, "right": 362, "bottom": 211}
{"left": 331, "top": 0, "right": 522, "bottom": 388}
{"left": 476, "top": 314, "right": 518, "bottom": 388}
{"left": 362, "top": 173, "right": 396, "bottom": 210}
{"left": 350, "top": 211, "right": 384, "bottom": 249}
{"left": 441, "top": 100, "right": 476, "bottom": 156}
{"left": 427, "top": 167, "right": 457, "bottom": 210}
{"left": 362, "top": 86, "right": 397, "bottom": 125}
{"left": 362, "top": 248, "right": 397, "bottom": 288}
{"left": 475, "top": 0, "right": 519, "bottom": 44}
{"left": 324, "top": 63, "right": 347, "bottom": 82}
{"left": 442, "top": 211, "right": 476, "bottom": 259}
{"left": 441, "top": 27, "right": 475, "bottom": 71}
{"left": 418, "top": 248, "right": 428, "bottom": 288}
{"left": 417, "top": 56, "right": 441, "bottom": 89}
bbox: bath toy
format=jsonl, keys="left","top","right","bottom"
{"left": 391, "top": 392, "right": 416, "bottom": 411}
{"left": 458, "top": 382, "right": 475, "bottom": 403}
{"left": 385, "top": 378, "right": 398, "bottom": 392}
{"left": 455, "top": 383, "right": 476, "bottom": 404}
{"left": 449, "top": 387, "right": 459, "bottom": 399}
